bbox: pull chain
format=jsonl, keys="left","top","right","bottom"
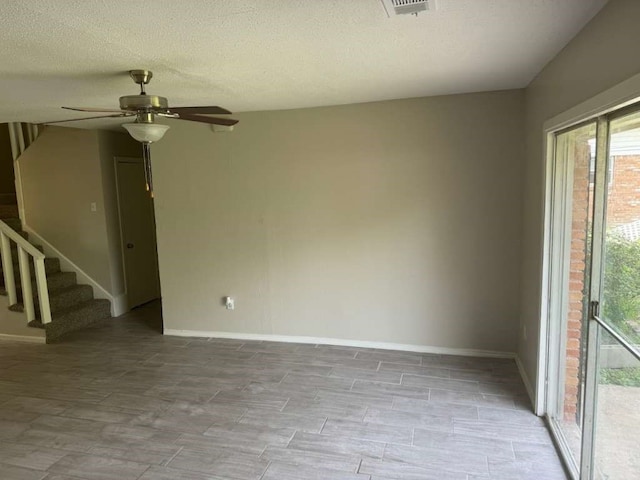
{"left": 142, "top": 142, "right": 154, "bottom": 197}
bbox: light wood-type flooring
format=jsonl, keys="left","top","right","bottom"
{"left": 0, "top": 302, "right": 567, "bottom": 479}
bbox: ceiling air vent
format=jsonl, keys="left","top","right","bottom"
{"left": 381, "top": 0, "right": 438, "bottom": 17}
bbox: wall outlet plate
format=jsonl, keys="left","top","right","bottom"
{"left": 224, "top": 296, "right": 235, "bottom": 310}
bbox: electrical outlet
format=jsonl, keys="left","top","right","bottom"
{"left": 90, "top": 202, "right": 97, "bottom": 212}
{"left": 523, "top": 325, "right": 527, "bottom": 340}
{"left": 224, "top": 296, "right": 235, "bottom": 310}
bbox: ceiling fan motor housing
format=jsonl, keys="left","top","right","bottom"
{"left": 119, "top": 95, "right": 169, "bottom": 112}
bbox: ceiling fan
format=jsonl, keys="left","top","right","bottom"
{"left": 44, "top": 69, "right": 239, "bottom": 196}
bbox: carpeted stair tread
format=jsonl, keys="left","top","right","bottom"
{"left": 10, "top": 243, "right": 43, "bottom": 253}
{"left": 0, "top": 256, "right": 60, "bottom": 278}
{"left": 9, "top": 284, "right": 94, "bottom": 315}
{"left": 0, "top": 271, "right": 77, "bottom": 297}
{"left": 2, "top": 271, "right": 77, "bottom": 296}
{"left": 28, "top": 299, "right": 111, "bottom": 342}
{"left": 0, "top": 205, "right": 19, "bottom": 218}
{"left": 1, "top": 217, "right": 22, "bottom": 230}
{"left": 2, "top": 216, "right": 112, "bottom": 342}
{"left": 0, "top": 195, "right": 17, "bottom": 206}
{"left": 2, "top": 229, "right": 29, "bottom": 241}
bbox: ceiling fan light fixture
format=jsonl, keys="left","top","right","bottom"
{"left": 122, "top": 122, "right": 170, "bottom": 143}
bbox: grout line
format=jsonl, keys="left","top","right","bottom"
{"left": 319, "top": 417, "right": 328, "bottom": 433}
{"left": 361, "top": 406, "right": 369, "bottom": 422}
{"left": 136, "top": 464, "right": 152, "bottom": 479}
{"left": 257, "top": 460, "right": 271, "bottom": 480}
{"left": 279, "top": 397, "right": 290, "bottom": 412}
{"left": 164, "top": 445, "right": 183, "bottom": 466}
{"left": 237, "top": 408, "right": 248, "bottom": 422}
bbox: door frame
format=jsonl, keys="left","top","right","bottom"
{"left": 540, "top": 71, "right": 640, "bottom": 415}
{"left": 540, "top": 75, "right": 640, "bottom": 479}
{"left": 113, "top": 156, "right": 161, "bottom": 310}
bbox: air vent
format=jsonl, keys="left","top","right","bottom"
{"left": 381, "top": 0, "right": 438, "bottom": 17}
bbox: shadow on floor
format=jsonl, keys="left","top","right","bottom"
{"left": 54, "top": 299, "right": 163, "bottom": 343}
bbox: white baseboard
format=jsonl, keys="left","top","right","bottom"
{"left": 163, "top": 329, "right": 516, "bottom": 359}
{"left": 516, "top": 354, "right": 535, "bottom": 410}
{"left": 0, "top": 333, "right": 45, "bottom": 344}
{"left": 22, "top": 226, "right": 120, "bottom": 315}
{"left": 111, "top": 294, "right": 128, "bottom": 317}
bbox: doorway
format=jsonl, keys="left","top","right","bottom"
{"left": 546, "top": 107, "right": 640, "bottom": 479}
{"left": 115, "top": 157, "right": 161, "bottom": 311}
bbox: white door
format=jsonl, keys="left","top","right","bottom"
{"left": 115, "top": 158, "right": 161, "bottom": 309}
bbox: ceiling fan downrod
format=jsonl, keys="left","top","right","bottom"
{"left": 129, "top": 69, "right": 152, "bottom": 95}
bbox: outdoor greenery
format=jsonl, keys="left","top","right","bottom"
{"left": 602, "top": 235, "right": 640, "bottom": 340}
{"left": 599, "top": 367, "right": 640, "bottom": 387}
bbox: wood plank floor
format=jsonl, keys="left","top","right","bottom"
{"left": 0, "top": 302, "right": 567, "bottom": 480}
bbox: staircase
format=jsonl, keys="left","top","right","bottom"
{"left": 0, "top": 204, "right": 111, "bottom": 342}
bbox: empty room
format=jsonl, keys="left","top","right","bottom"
{"left": 0, "top": 1, "right": 638, "bottom": 479}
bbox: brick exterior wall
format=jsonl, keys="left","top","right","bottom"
{"left": 565, "top": 151, "right": 640, "bottom": 420}
{"left": 606, "top": 155, "right": 640, "bottom": 228}
{"left": 566, "top": 142, "right": 591, "bottom": 421}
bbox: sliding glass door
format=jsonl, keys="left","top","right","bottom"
{"left": 546, "top": 121, "right": 597, "bottom": 474}
{"left": 547, "top": 107, "right": 640, "bottom": 479}
{"left": 591, "top": 109, "right": 640, "bottom": 479}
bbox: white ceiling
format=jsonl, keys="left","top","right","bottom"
{"left": 0, "top": 0, "right": 607, "bottom": 128}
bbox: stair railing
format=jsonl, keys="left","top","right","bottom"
{"left": 0, "top": 219, "right": 51, "bottom": 324}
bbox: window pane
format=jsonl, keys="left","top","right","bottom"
{"left": 602, "top": 111, "right": 640, "bottom": 346}
{"left": 549, "top": 121, "right": 597, "bottom": 468}
{"left": 594, "top": 328, "right": 640, "bottom": 479}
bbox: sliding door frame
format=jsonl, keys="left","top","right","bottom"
{"left": 539, "top": 73, "right": 640, "bottom": 415}
{"left": 541, "top": 90, "right": 640, "bottom": 479}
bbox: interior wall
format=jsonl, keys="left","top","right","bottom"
{"left": 19, "top": 126, "right": 138, "bottom": 300}
{"left": 20, "top": 126, "right": 111, "bottom": 290}
{"left": 520, "top": 0, "right": 640, "bottom": 390}
{"left": 0, "top": 124, "right": 16, "bottom": 195}
{"left": 153, "top": 90, "right": 525, "bottom": 353}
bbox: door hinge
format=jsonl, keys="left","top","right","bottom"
{"left": 589, "top": 300, "right": 600, "bottom": 319}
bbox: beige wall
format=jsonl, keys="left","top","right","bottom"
{"left": 519, "top": 0, "right": 640, "bottom": 386}
{"left": 19, "top": 126, "right": 139, "bottom": 299}
{"left": 154, "top": 90, "right": 525, "bottom": 353}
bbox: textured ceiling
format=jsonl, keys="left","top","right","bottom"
{"left": 0, "top": 0, "right": 607, "bottom": 127}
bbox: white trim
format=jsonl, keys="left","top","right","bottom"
{"left": 111, "top": 294, "right": 128, "bottom": 317}
{"left": 164, "top": 329, "right": 515, "bottom": 359}
{"left": 537, "top": 72, "right": 640, "bottom": 418}
{"left": 536, "top": 130, "right": 556, "bottom": 417}
{"left": 516, "top": 354, "right": 536, "bottom": 411}
{"left": 0, "top": 333, "right": 45, "bottom": 344}
{"left": 544, "top": 72, "right": 640, "bottom": 132}
{"left": 21, "top": 226, "right": 118, "bottom": 316}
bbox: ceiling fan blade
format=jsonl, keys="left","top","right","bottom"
{"left": 40, "top": 113, "right": 134, "bottom": 125}
{"left": 172, "top": 113, "right": 239, "bottom": 126}
{"left": 62, "top": 106, "right": 133, "bottom": 113}
{"left": 170, "top": 106, "right": 232, "bottom": 115}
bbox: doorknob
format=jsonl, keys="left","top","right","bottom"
{"left": 126, "top": 243, "right": 134, "bottom": 249}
